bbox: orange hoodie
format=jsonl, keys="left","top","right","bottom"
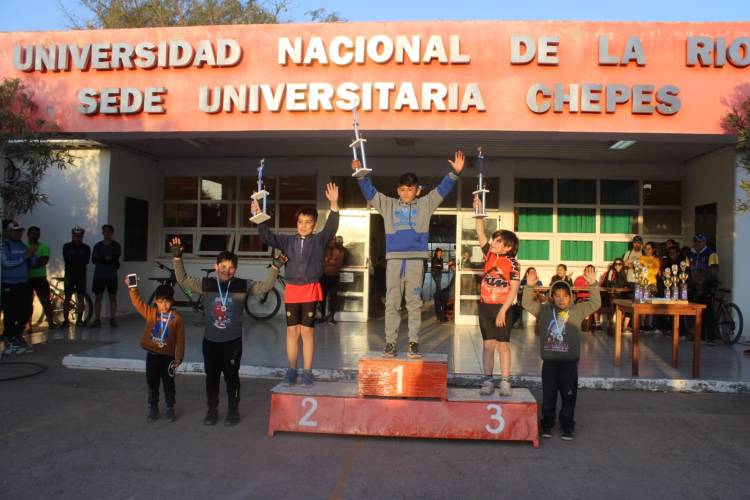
{"left": 128, "top": 288, "right": 185, "bottom": 362}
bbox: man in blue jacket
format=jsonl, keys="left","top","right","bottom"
{"left": 2, "top": 220, "right": 37, "bottom": 355}
{"left": 353, "top": 151, "right": 465, "bottom": 358}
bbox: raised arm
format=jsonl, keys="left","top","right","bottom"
{"left": 248, "top": 253, "right": 286, "bottom": 295}
{"left": 126, "top": 277, "right": 154, "bottom": 320}
{"left": 249, "top": 198, "right": 292, "bottom": 251}
{"left": 354, "top": 160, "right": 390, "bottom": 214}
{"left": 522, "top": 284, "right": 543, "bottom": 318}
{"left": 424, "top": 150, "right": 463, "bottom": 213}
{"left": 473, "top": 195, "right": 488, "bottom": 248}
{"left": 576, "top": 267, "right": 602, "bottom": 317}
{"left": 170, "top": 237, "right": 203, "bottom": 293}
{"left": 318, "top": 182, "right": 341, "bottom": 242}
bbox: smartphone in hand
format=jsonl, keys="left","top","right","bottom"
{"left": 126, "top": 273, "right": 138, "bottom": 288}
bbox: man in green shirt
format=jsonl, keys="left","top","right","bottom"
{"left": 27, "top": 226, "right": 55, "bottom": 329}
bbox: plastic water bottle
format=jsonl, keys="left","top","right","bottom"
{"left": 635, "top": 285, "right": 643, "bottom": 303}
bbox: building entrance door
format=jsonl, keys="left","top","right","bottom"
{"left": 336, "top": 210, "right": 371, "bottom": 322}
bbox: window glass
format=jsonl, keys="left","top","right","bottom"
{"left": 200, "top": 176, "right": 236, "bottom": 201}
{"left": 461, "top": 216, "right": 498, "bottom": 242}
{"left": 604, "top": 241, "right": 630, "bottom": 262}
{"left": 560, "top": 240, "right": 593, "bottom": 261}
{"left": 163, "top": 204, "right": 197, "bottom": 227}
{"left": 201, "top": 203, "right": 235, "bottom": 228}
{"left": 515, "top": 178, "right": 553, "bottom": 204}
{"left": 643, "top": 209, "right": 682, "bottom": 235}
{"left": 643, "top": 181, "right": 681, "bottom": 206}
{"left": 240, "top": 176, "right": 275, "bottom": 200}
{"left": 517, "top": 240, "right": 550, "bottom": 260}
{"left": 557, "top": 208, "right": 595, "bottom": 233}
{"left": 601, "top": 209, "right": 638, "bottom": 234}
{"left": 460, "top": 177, "right": 498, "bottom": 210}
{"left": 600, "top": 180, "right": 639, "bottom": 205}
{"left": 515, "top": 208, "right": 553, "bottom": 233}
{"left": 237, "top": 234, "right": 268, "bottom": 253}
{"left": 164, "top": 177, "right": 198, "bottom": 200}
{"left": 279, "top": 176, "right": 316, "bottom": 200}
{"left": 558, "top": 179, "right": 596, "bottom": 204}
{"left": 199, "top": 234, "right": 232, "bottom": 253}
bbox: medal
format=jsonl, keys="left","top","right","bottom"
{"left": 153, "top": 311, "right": 172, "bottom": 348}
{"left": 216, "top": 276, "right": 231, "bottom": 312}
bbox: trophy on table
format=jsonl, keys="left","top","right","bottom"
{"left": 670, "top": 264, "right": 680, "bottom": 300}
{"left": 633, "top": 264, "right": 644, "bottom": 302}
{"left": 663, "top": 268, "right": 673, "bottom": 300}
{"left": 350, "top": 106, "right": 372, "bottom": 178}
{"left": 249, "top": 158, "right": 271, "bottom": 224}
{"left": 473, "top": 147, "right": 489, "bottom": 218}
{"left": 640, "top": 265, "right": 651, "bottom": 301}
{"left": 678, "top": 262, "right": 689, "bottom": 301}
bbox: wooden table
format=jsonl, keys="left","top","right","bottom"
{"left": 612, "top": 299, "right": 707, "bottom": 378}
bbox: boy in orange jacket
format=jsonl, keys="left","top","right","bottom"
{"left": 127, "top": 279, "right": 185, "bottom": 423}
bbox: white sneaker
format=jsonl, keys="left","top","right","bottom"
{"left": 479, "top": 378, "right": 495, "bottom": 396}
{"left": 498, "top": 380, "right": 512, "bottom": 397}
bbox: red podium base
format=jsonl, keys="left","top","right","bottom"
{"left": 268, "top": 382, "right": 539, "bottom": 447}
{"left": 358, "top": 353, "right": 448, "bottom": 399}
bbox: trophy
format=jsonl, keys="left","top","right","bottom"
{"left": 641, "top": 266, "right": 651, "bottom": 301}
{"left": 678, "top": 261, "right": 689, "bottom": 301}
{"left": 633, "top": 264, "right": 644, "bottom": 302}
{"left": 249, "top": 158, "right": 271, "bottom": 224}
{"left": 350, "top": 106, "right": 372, "bottom": 178}
{"left": 671, "top": 264, "right": 680, "bottom": 300}
{"left": 473, "top": 147, "right": 489, "bottom": 218}
{"left": 663, "top": 268, "right": 673, "bottom": 300}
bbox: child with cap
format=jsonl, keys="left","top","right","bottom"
{"left": 353, "top": 151, "right": 465, "bottom": 358}
{"left": 522, "top": 269, "right": 601, "bottom": 441}
{"left": 127, "top": 279, "right": 185, "bottom": 423}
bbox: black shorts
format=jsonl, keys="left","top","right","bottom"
{"left": 92, "top": 277, "right": 118, "bottom": 294}
{"left": 478, "top": 302, "right": 512, "bottom": 342}
{"left": 64, "top": 274, "right": 87, "bottom": 295}
{"left": 285, "top": 302, "right": 317, "bottom": 327}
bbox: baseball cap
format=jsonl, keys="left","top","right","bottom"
{"left": 3, "top": 220, "right": 24, "bottom": 231}
{"left": 632, "top": 235, "right": 643, "bottom": 243}
{"left": 693, "top": 233, "right": 707, "bottom": 242}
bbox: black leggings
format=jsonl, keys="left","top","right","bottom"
{"left": 541, "top": 360, "right": 578, "bottom": 433}
{"left": 146, "top": 352, "right": 176, "bottom": 408}
{"left": 1, "top": 282, "right": 32, "bottom": 340}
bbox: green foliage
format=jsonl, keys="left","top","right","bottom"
{"left": 724, "top": 97, "right": 750, "bottom": 212}
{"left": 64, "top": 0, "right": 343, "bottom": 28}
{"left": 0, "top": 78, "right": 73, "bottom": 218}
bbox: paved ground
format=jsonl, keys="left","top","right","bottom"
{"left": 1, "top": 340, "right": 748, "bottom": 499}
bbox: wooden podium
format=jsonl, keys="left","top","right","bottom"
{"left": 268, "top": 352, "right": 539, "bottom": 447}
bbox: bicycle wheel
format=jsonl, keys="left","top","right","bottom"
{"left": 717, "top": 302, "right": 744, "bottom": 345}
{"left": 245, "top": 287, "right": 281, "bottom": 320}
{"left": 51, "top": 293, "right": 93, "bottom": 325}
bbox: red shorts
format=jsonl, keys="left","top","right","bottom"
{"left": 285, "top": 282, "right": 323, "bottom": 304}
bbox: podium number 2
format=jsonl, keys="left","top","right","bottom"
{"left": 391, "top": 365, "right": 404, "bottom": 394}
{"left": 485, "top": 404, "right": 506, "bottom": 434}
{"left": 299, "top": 397, "right": 318, "bottom": 427}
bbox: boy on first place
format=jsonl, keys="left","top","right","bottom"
{"left": 353, "top": 151, "right": 465, "bottom": 358}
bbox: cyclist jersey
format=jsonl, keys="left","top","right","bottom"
{"left": 28, "top": 241, "right": 49, "bottom": 279}
{"left": 63, "top": 242, "right": 91, "bottom": 276}
{"left": 92, "top": 240, "right": 121, "bottom": 279}
{"left": 480, "top": 243, "right": 520, "bottom": 305}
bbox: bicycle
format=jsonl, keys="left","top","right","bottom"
{"left": 712, "top": 286, "right": 744, "bottom": 345}
{"left": 147, "top": 260, "right": 215, "bottom": 315}
{"left": 47, "top": 277, "right": 93, "bottom": 326}
{"left": 244, "top": 263, "right": 286, "bottom": 320}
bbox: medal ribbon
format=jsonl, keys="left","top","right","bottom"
{"left": 156, "top": 311, "right": 172, "bottom": 346}
{"left": 216, "top": 277, "right": 231, "bottom": 310}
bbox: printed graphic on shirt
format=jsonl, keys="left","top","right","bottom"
{"left": 150, "top": 314, "right": 171, "bottom": 347}
{"left": 212, "top": 296, "right": 233, "bottom": 329}
{"left": 544, "top": 316, "right": 570, "bottom": 353}
{"left": 480, "top": 248, "right": 520, "bottom": 304}
{"left": 393, "top": 205, "right": 416, "bottom": 230}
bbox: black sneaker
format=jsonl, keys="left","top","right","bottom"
{"left": 540, "top": 427, "right": 552, "bottom": 438}
{"left": 383, "top": 342, "right": 397, "bottom": 358}
{"left": 204, "top": 408, "right": 219, "bottom": 426}
{"left": 224, "top": 410, "right": 240, "bottom": 427}
{"left": 109, "top": 319, "right": 119, "bottom": 328}
{"left": 90, "top": 319, "right": 101, "bottom": 328}
{"left": 561, "top": 430, "right": 575, "bottom": 441}
{"left": 407, "top": 342, "right": 422, "bottom": 359}
{"left": 147, "top": 407, "right": 159, "bottom": 422}
{"left": 165, "top": 407, "right": 176, "bottom": 423}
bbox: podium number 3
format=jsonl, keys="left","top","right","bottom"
{"left": 391, "top": 365, "right": 404, "bottom": 394}
{"left": 485, "top": 404, "right": 506, "bottom": 434}
{"left": 299, "top": 397, "right": 318, "bottom": 427}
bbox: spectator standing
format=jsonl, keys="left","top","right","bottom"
{"left": 62, "top": 226, "right": 91, "bottom": 326}
{"left": 431, "top": 248, "right": 445, "bottom": 321}
{"left": 688, "top": 234, "right": 720, "bottom": 345}
{"left": 26, "top": 226, "right": 55, "bottom": 329}
{"left": 91, "top": 224, "right": 121, "bottom": 328}
{"left": 320, "top": 235, "right": 345, "bottom": 324}
{"left": 2, "top": 220, "right": 36, "bottom": 354}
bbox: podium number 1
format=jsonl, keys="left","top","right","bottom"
{"left": 392, "top": 365, "right": 404, "bottom": 394}
{"left": 485, "top": 404, "right": 506, "bottom": 434}
{"left": 299, "top": 397, "right": 318, "bottom": 427}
